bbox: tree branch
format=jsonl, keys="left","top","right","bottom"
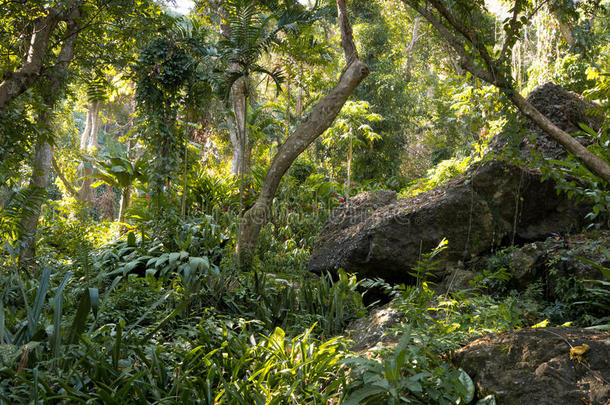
{"left": 426, "top": 0, "right": 496, "bottom": 74}
{"left": 407, "top": 1, "right": 502, "bottom": 86}
{"left": 0, "top": 0, "right": 80, "bottom": 111}
{"left": 405, "top": 0, "right": 610, "bottom": 183}
{"left": 497, "top": 0, "right": 522, "bottom": 64}
{"left": 52, "top": 157, "right": 82, "bottom": 200}
{"left": 237, "top": 0, "right": 369, "bottom": 264}
{"left": 337, "top": 0, "right": 358, "bottom": 66}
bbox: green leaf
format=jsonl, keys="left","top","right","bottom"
{"left": 343, "top": 385, "right": 388, "bottom": 405}
{"left": 169, "top": 252, "right": 180, "bottom": 266}
{"left": 111, "top": 165, "right": 127, "bottom": 173}
{"left": 127, "top": 231, "right": 136, "bottom": 247}
{"left": 458, "top": 368, "right": 475, "bottom": 403}
{"left": 577, "top": 123, "right": 597, "bottom": 137}
{"left": 68, "top": 288, "right": 98, "bottom": 344}
{"left": 189, "top": 256, "right": 210, "bottom": 272}
{"left": 52, "top": 272, "right": 72, "bottom": 361}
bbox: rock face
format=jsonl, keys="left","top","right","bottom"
{"left": 453, "top": 327, "right": 610, "bottom": 404}
{"left": 308, "top": 82, "right": 597, "bottom": 282}
{"left": 308, "top": 161, "right": 587, "bottom": 282}
{"left": 490, "top": 82, "right": 603, "bottom": 160}
{"left": 346, "top": 304, "right": 402, "bottom": 352}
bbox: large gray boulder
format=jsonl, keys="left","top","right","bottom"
{"left": 307, "top": 161, "right": 588, "bottom": 282}
{"left": 308, "top": 83, "right": 598, "bottom": 282}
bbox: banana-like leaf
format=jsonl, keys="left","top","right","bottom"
{"left": 68, "top": 288, "right": 99, "bottom": 344}
{"left": 52, "top": 272, "right": 72, "bottom": 361}
{"left": 18, "top": 267, "right": 52, "bottom": 343}
{"left": 0, "top": 301, "right": 8, "bottom": 345}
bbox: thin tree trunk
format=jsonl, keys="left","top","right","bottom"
{"left": 236, "top": 0, "right": 368, "bottom": 267}
{"left": 231, "top": 77, "right": 250, "bottom": 176}
{"left": 229, "top": 121, "right": 241, "bottom": 174}
{"left": 296, "top": 64, "right": 304, "bottom": 118}
{"left": 346, "top": 134, "right": 352, "bottom": 201}
{"left": 51, "top": 157, "right": 80, "bottom": 199}
{"left": 79, "top": 101, "right": 100, "bottom": 203}
{"left": 404, "top": 16, "right": 421, "bottom": 82}
{"left": 18, "top": 11, "right": 80, "bottom": 264}
{"left": 18, "top": 139, "right": 53, "bottom": 263}
{"left": 118, "top": 187, "right": 131, "bottom": 224}
{"left": 181, "top": 126, "right": 193, "bottom": 219}
{"left": 555, "top": 14, "right": 575, "bottom": 48}
{"left": 79, "top": 105, "right": 92, "bottom": 149}
{"left": 88, "top": 101, "right": 101, "bottom": 150}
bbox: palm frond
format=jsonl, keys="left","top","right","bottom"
{"left": 251, "top": 64, "right": 285, "bottom": 95}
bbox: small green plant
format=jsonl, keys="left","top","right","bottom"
{"left": 410, "top": 238, "right": 448, "bottom": 287}
{"left": 342, "top": 327, "right": 474, "bottom": 405}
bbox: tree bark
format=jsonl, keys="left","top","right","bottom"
{"left": 236, "top": 0, "right": 369, "bottom": 267}
{"left": 214, "top": 0, "right": 251, "bottom": 177}
{"left": 79, "top": 101, "right": 101, "bottom": 203}
{"left": 18, "top": 139, "right": 53, "bottom": 263}
{"left": 231, "top": 77, "right": 251, "bottom": 176}
{"left": 510, "top": 91, "right": 610, "bottom": 181}
{"left": 404, "top": 16, "right": 421, "bottom": 83}
{"left": 79, "top": 104, "right": 93, "bottom": 150}
{"left": 118, "top": 187, "right": 131, "bottom": 224}
{"left": 405, "top": 0, "right": 610, "bottom": 184}
{"left": 18, "top": 10, "right": 80, "bottom": 264}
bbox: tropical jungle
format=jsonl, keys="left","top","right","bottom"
{"left": 0, "top": 0, "right": 609, "bottom": 403}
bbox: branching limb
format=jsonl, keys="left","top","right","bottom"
{"left": 426, "top": 0, "right": 496, "bottom": 73}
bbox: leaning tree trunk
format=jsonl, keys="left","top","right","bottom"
{"left": 236, "top": 0, "right": 369, "bottom": 268}
{"left": 406, "top": 0, "right": 610, "bottom": 184}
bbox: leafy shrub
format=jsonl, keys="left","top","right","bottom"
{"left": 342, "top": 327, "right": 474, "bottom": 405}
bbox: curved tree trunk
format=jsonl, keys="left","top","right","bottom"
{"left": 236, "top": 0, "right": 369, "bottom": 268}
